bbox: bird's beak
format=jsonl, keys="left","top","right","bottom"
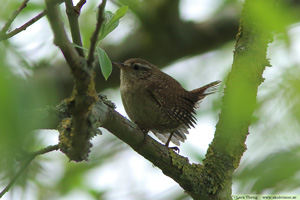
{"left": 112, "top": 62, "right": 126, "bottom": 70}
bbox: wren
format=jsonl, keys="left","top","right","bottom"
{"left": 113, "top": 58, "right": 221, "bottom": 147}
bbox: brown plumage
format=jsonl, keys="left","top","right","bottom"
{"left": 114, "top": 58, "right": 221, "bottom": 146}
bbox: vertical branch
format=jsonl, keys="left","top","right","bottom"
{"left": 87, "top": 0, "right": 107, "bottom": 66}
{"left": 46, "top": 0, "right": 99, "bottom": 162}
{"left": 45, "top": 0, "right": 82, "bottom": 70}
{"left": 199, "top": 0, "right": 274, "bottom": 199}
{"left": 65, "top": 0, "right": 85, "bottom": 57}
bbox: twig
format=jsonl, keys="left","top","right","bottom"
{"left": 74, "top": 0, "right": 87, "bottom": 14}
{"left": 0, "top": 0, "right": 30, "bottom": 36}
{"left": 45, "top": 0, "right": 82, "bottom": 70}
{"left": 0, "top": 0, "right": 65, "bottom": 41}
{"left": 0, "top": 11, "right": 46, "bottom": 41}
{"left": 0, "top": 145, "right": 59, "bottom": 198}
{"left": 65, "top": 0, "right": 85, "bottom": 57}
{"left": 87, "top": 0, "right": 107, "bottom": 66}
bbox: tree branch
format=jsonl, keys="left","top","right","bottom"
{"left": 0, "top": 145, "right": 59, "bottom": 198}
{"left": 0, "top": 0, "right": 30, "bottom": 37}
{"left": 65, "top": 0, "right": 85, "bottom": 57}
{"left": 45, "top": 0, "right": 99, "bottom": 161}
{"left": 74, "top": 0, "right": 87, "bottom": 14}
{"left": 92, "top": 98, "right": 204, "bottom": 196}
{"left": 0, "top": 11, "right": 46, "bottom": 41}
{"left": 45, "top": 0, "right": 82, "bottom": 70}
{"left": 87, "top": 0, "right": 107, "bottom": 66}
{"left": 0, "top": 0, "right": 65, "bottom": 41}
{"left": 198, "top": 0, "right": 274, "bottom": 199}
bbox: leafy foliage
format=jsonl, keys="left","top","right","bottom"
{"left": 97, "top": 47, "right": 112, "bottom": 80}
{"left": 98, "top": 6, "right": 128, "bottom": 41}
{"left": 96, "top": 6, "right": 128, "bottom": 80}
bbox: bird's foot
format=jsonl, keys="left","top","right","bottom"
{"left": 168, "top": 146, "right": 180, "bottom": 153}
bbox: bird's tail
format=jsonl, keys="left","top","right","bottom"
{"left": 191, "top": 80, "right": 221, "bottom": 101}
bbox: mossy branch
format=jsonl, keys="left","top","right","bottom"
{"left": 198, "top": 0, "right": 274, "bottom": 199}
{"left": 45, "top": 0, "right": 100, "bottom": 161}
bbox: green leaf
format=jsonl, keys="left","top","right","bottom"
{"left": 97, "top": 47, "right": 112, "bottom": 80}
{"left": 98, "top": 6, "right": 128, "bottom": 41}
{"left": 112, "top": 6, "right": 128, "bottom": 23}
{"left": 98, "top": 11, "right": 115, "bottom": 41}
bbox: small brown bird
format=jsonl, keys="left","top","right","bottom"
{"left": 113, "top": 58, "right": 220, "bottom": 147}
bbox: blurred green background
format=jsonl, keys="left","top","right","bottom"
{"left": 1, "top": 0, "right": 300, "bottom": 199}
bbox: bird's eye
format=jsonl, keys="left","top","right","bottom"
{"left": 133, "top": 64, "right": 140, "bottom": 70}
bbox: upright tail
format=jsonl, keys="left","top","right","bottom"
{"left": 191, "top": 80, "right": 221, "bottom": 101}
